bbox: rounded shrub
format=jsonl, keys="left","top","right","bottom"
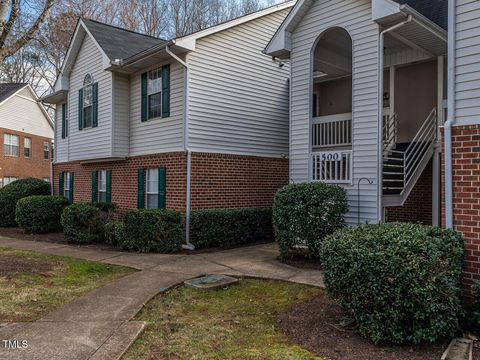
{"left": 119, "top": 209, "right": 183, "bottom": 253}
{"left": 104, "top": 221, "right": 125, "bottom": 247}
{"left": 0, "top": 178, "right": 51, "bottom": 227}
{"left": 61, "top": 203, "right": 105, "bottom": 244}
{"left": 15, "top": 195, "right": 69, "bottom": 234}
{"left": 321, "top": 223, "right": 464, "bottom": 344}
{"left": 272, "top": 182, "right": 347, "bottom": 258}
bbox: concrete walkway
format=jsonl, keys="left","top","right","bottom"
{"left": 0, "top": 238, "right": 324, "bottom": 360}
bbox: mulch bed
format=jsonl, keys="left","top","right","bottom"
{"left": 279, "top": 293, "right": 452, "bottom": 360}
{"left": 278, "top": 255, "right": 323, "bottom": 270}
{"left": 0, "top": 254, "right": 60, "bottom": 278}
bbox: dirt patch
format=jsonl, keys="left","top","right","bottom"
{"left": 279, "top": 293, "right": 451, "bottom": 360}
{"left": 0, "top": 254, "right": 60, "bottom": 278}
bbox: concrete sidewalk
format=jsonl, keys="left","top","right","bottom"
{"left": 0, "top": 238, "right": 324, "bottom": 360}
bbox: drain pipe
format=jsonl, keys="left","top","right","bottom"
{"left": 166, "top": 46, "right": 195, "bottom": 250}
{"left": 377, "top": 15, "right": 412, "bottom": 223}
{"left": 445, "top": 0, "right": 456, "bottom": 229}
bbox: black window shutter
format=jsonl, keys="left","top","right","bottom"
{"left": 158, "top": 167, "right": 166, "bottom": 209}
{"left": 106, "top": 170, "right": 112, "bottom": 203}
{"left": 161, "top": 65, "right": 170, "bottom": 118}
{"left": 61, "top": 103, "right": 66, "bottom": 139}
{"left": 137, "top": 168, "right": 145, "bottom": 208}
{"left": 59, "top": 172, "right": 64, "bottom": 196}
{"left": 92, "top": 82, "right": 98, "bottom": 127}
{"left": 141, "top": 73, "right": 148, "bottom": 122}
{"left": 69, "top": 173, "right": 74, "bottom": 204}
{"left": 91, "top": 171, "right": 98, "bottom": 203}
{"left": 78, "top": 89, "right": 84, "bottom": 130}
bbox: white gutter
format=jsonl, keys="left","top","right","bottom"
{"left": 377, "top": 15, "right": 412, "bottom": 223}
{"left": 165, "top": 46, "right": 195, "bottom": 250}
{"left": 445, "top": 0, "right": 456, "bottom": 229}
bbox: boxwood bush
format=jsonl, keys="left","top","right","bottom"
{"left": 273, "top": 182, "right": 347, "bottom": 258}
{"left": 0, "top": 178, "right": 51, "bottom": 227}
{"left": 104, "top": 221, "right": 125, "bottom": 247}
{"left": 190, "top": 208, "right": 272, "bottom": 249}
{"left": 118, "top": 209, "right": 182, "bottom": 253}
{"left": 15, "top": 195, "right": 69, "bottom": 234}
{"left": 321, "top": 223, "right": 464, "bottom": 344}
{"left": 61, "top": 203, "right": 105, "bottom": 244}
{"left": 463, "top": 281, "right": 480, "bottom": 334}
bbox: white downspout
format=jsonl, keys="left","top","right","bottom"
{"left": 377, "top": 15, "right": 412, "bottom": 223}
{"left": 166, "top": 46, "right": 195, "bottom": 249}
{"left": 445, "top": 0, "right": 456, "bottom": 229}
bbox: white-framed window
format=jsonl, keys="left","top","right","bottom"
{"left": 83, "top": 74, "right": 94, "bottom": 128}
{"left": 3, "top": 176, "right": 18, "bottom": 186}
{"left": 64, "top": 172, "right": 72, "bottom": 200}
{"left": 146, "top": 168, "right": 159, "bottom": 209}
{"left": 43, "top": 141, "right": 50, "bottom": 160}
{"left": 3, "top": 134, "right": 19, "bottom": 156}
{"left": 98, "top": 170, "right": 107, "bottom": 202}
{"left": 43, "top": 177, "right": 50, "bottom": 183}
{"left": 24, "top": 137, "right": 31, "bottom": 157}
{"left": 148, "top": 68, "right": 162, "bottom": 119}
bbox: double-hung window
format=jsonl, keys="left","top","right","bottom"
{"left": 147, "top": 69, "right": 162, "bottom": 119}
{"left": 3, "top": 176, "right": 18, "bottom": 186}
{"left": 43, "top": 142, "right": 50, "bottom": 160}
{"left": 4, "top": 134, "right": 19, "bottom": 156}
{"left": 98, "top": 170, "right": 107, "bottom": 202}
{"left": 64, "top": 172, "right": 72, "bottom": 200}
{"left": 83, "top": 74, "right": 94, "bottom": 128}
{"left": 24, "top": 138, "right": 31, "bottom": 157}
{"left": 146, "top": 169, "right": 159, "bottom": 209}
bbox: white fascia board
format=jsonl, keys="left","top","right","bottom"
{"left": 173, "top": 0, "right": 295, "bottom": 51}
{"left": 372, "top": 0, "right": 401, "bottom": 22}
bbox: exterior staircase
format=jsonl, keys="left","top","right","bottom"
{"left": 382, "top": 108, "right": 437, "bottom": 207}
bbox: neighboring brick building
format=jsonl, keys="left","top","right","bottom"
{"left": 0, "top": 83, "right": 54, "bottom": 187}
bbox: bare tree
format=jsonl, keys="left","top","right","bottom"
{"left": 0, "top": 0, "right": 56, "bottom": 62}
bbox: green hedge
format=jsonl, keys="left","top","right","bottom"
{"left": 273, "top": 182, "right": 348, "bottom": 259}
{"left": 0, "top": 178, "right": 51, "bottom": 227}
{"left": 118, "top": 209, "right": 183, "bottom": 253}
{"left": 190, "top": 208, "right": 272, "bottom": 249}
{"left": 15, "top": 195, "right": 69, "bottom": 234}
{"left": 104, "top": 221, "right": 125, "bottom": 247}
{"left": 61, "top": 203, "right": 105, "bottom": 244}
{"left": 321, "top": 223, "right": 464, "bottom": 344}
{"left": 464, "top": 281, "right": 480, "bottom": 334}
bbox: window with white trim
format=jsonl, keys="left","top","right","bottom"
{"left": 146, "top": 168, "right": 159, "bottom": 209}
{"left": 3, "top": 176, "right": 18, "bottom": 186}
{"left": 148, "top": 68, "right": 162, "bottom": 119}
{"left": 83, "top": 74, "right": 94, "bottom": 128}
{"left": 64, "top": 172, "right": 72, "bottom": 200}
{"left": 24, "top": 137, "right": 31, "bottom": 157}
{"left": 98, "top": 170, "right": 107, "bottom": 202}
{"left": 43, "top": 141, "right": 50, "bottom": 160}
{"left": 4, "top": 134, "right": 19, "bottom": 156}
{"left": 43, "top": 177, "right": 50, "bottom": 183}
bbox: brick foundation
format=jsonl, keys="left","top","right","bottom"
{"left": 0, "top": 127, "right": 52, "bottom": 185}
{"left": 385, "top": 160, "right": 433, "bottom": 225}
{"left": 441, "top": 124, "right": 480, "bottom": 301}
{"left": 53, "top": 152, "right": 288, "bottom": 214}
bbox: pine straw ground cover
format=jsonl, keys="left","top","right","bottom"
{"left": 0, "top": 247, "right": 134, "bottom": 322}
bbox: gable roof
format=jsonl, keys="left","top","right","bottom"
{"left": 393, "top": 0, "right": 447, "bottom": 29}
{"left": 0, "top": 83, "right": 27, "bottom": 104}
{"left": 81, "top": 19, "right": 168, "bottom": 60}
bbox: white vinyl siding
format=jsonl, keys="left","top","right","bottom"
{"left": 187, "top": 9, "right": 290, "bottom": 157}
{"left": 54, "top": 103, "right": 68, "bottom": 163}
{"left": 455, "top": 0, "right": 480, "bottom": 126}
{"left": 112, "top": 73, "right": 130, "bottom": 157}
{"left": 289, "top": 0, "right": 380, "bottom": 225}
{"left": 68, "top": 35, "right": 113, "bottom": 160}
{"left": 0, "top": 87, "right": 53, "bottom": 139}
{"left": 129, "top": 61, "right": 184, "bottom": 156}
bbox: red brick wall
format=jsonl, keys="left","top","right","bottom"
{"left": 0, "top": 127, "right": 52, "bottom": 185}
{"left": 385, "top": 160, "right": 433, "bottom": 225}
{"left": 190, "top": 152, "right": 289, "bottom": 210}
{"left": 441, "top": 124, "right": 480, "bottom": 300}
{"left": 53, "top": 152, "right": 289, "bottom": 214}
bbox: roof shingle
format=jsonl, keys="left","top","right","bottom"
{"left": 393, "top": 0, "right": 447, "bottom": 30}
{"left": 0, "top": 83, "right": 27, "bottom": 103}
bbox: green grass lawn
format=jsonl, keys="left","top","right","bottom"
{"left": 0, "top": 247, "right": 134, "bottom": 322}
{"left": 124, "top": 279, "right": 323, "bottom": 360}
